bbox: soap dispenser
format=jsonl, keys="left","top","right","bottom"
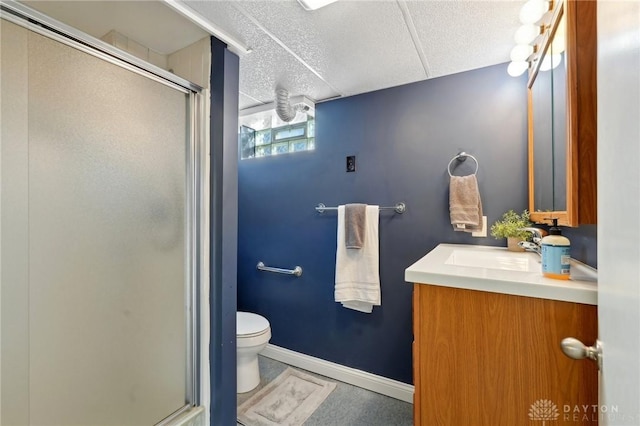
{"left": 541, "top": 219, "right": 571, "bottom": 280}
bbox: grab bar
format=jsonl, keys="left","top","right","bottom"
{"left": 257, "top": 261, "right": 303, "bottom": 277}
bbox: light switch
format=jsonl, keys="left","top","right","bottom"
{"left": 346, "top": 156, "right": 356, "bottom": 172}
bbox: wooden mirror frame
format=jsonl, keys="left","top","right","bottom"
{"left": 527, "top": 0, "right": 597, "bottom": 226}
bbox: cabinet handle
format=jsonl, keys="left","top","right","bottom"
{"left": 561, "top": 337, "right": 602, "bottom": 370}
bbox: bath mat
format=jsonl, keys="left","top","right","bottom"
{"left": 237, "top": 367, "right": 336, "bottom": 426}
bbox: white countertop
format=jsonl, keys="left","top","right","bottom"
{"left": 404, "top": 243, "right": 597, "bottom": 305}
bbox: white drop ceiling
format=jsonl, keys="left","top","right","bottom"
{"left": 23, "top": 1, "right": 209, "bottom": 54}
{"left": 19, "top": 0, "right": 524, "bottom": 110}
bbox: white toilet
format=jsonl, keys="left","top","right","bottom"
{"left": 236, "top": 311, "right": 271, "bottom": 393}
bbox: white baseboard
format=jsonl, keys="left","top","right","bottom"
{"left": 260, "top": 344, "right": 414, "bottom": 404}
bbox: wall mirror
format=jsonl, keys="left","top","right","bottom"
{"left": 527, "top": 0, "right": 597, "bottom": 226}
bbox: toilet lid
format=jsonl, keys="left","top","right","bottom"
{"left": 237, "top": 312, "right": 270, "bottom": 336}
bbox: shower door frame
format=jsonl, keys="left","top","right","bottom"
{"left": 0, "top": 1, "right": 208, "bottom": 422}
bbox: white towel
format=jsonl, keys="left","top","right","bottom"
{"left": 335, "top": 205, "right": 380, "bottom": 313}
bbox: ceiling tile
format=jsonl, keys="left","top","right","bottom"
{"left": 239, "top": 92, "right": 264, "bottom": 110}
{"left": 226, "top": 0, "right": 428, "bottom": 98}
{"left": 23, "top": 0, "right": 526, "bottom": 110}
{"left": 406, "top": 1, "right": 523, "bottom": 78}
{"left": 187, "top": 0, "right": 341, "bottom": 107}
{"left": 24, "top": 1, "right": 209, "bottom": 54}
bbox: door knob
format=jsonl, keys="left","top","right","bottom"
{"left": 561, "top": 337, "right": 602, "bottom": 370}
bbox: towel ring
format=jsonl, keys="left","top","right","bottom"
{"left": 447, "top": 152, "right": 479, "bottom": 177}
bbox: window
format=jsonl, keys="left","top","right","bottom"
{"left": 239, "top": 118, "right": 315, "bottom": 160}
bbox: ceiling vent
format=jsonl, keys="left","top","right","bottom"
{"left": 239, "top": 94, "right": 315, "bottom": 131}
{"left": 275, "top": 88, "right": 310, "bottom": 123}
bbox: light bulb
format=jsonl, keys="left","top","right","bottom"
{"left": 508, "top": 61, "right": 529, "bottom": 77}
{"left": 551, "top": 19, "right": 566, "bottom": 54}
{"left": 540, "top": 53, "right": 562, "bottom": 71}
{"left": 510, "top": 44, "right": 534, "bottom": 62}
{"left": 514, "top": 24, "right": 540, "bottom": 45}
{"left": 551, "top": 36, "right": 566, "bottom": 54}
{"left": 520, "top": 0, "right": 549, "bottom": 25}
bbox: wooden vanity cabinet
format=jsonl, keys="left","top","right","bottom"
{"left": 412, "top": 283, "right": 598, "bottom": 425}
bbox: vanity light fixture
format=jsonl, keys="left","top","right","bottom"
{"left": 519, "top": 0, "right": 550, "bottom": 24}
{"left": 514, "top": 24, "right": 540, "bottom": 44}
{"left": 507, "top": 0, "right": 552, "bottom": 77}
{"left": 508, "top": 61, "right": 530, "bottom": 77}
{"left": 551, "top": 17, "right": 566, "bottom": 54}
{"left": 510, "top": 44, "right": 534, "bottom": 62}
{"left": 297, "top": 0, "right": 339, "bottom": 11}
{"left": 540, "top": 53, "right": 562, "bottom": 71}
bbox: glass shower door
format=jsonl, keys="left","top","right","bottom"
{"left": 2, "top": 18, "right": 196, "bottom": 425}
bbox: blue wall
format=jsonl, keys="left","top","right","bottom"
{"left": 237, "top": 62, "right": 596, "bottom": 384}
{"left": 209, "top": 38, "right": 239, "bottom": 425}
{"left": 563, "top": 225, "right": 597, "bottom": 268}
{"left": 237, "top": 63, "right": 532, "bottom": 384}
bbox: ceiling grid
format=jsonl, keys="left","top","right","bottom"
{"left": 21, "top": 0, "right": 524, "bottom": 111}
{"left": 396, "top": 0, "right": 432, "bottom": 78}
{"left": 231, "top": 1, "right": 345, "bottom": 97}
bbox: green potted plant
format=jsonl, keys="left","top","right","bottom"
{"left": 490, "top": 209, "right": 533, "bottom": 251}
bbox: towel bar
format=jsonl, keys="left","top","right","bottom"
{"left": 257, "top": 261, "right": 303, "bottom": 277}
{"left": 315, "top": 202, "right": 406, "bottom": 214}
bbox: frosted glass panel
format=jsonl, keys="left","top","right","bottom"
{"left": 24, "top": 30, "right": 187, "bottom": 425}
{"left": 1, "top": 20, "right": 31, "bottom": 426}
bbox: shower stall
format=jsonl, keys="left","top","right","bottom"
{"left": 1, "top": 3, "right": 207, "bottom": 425}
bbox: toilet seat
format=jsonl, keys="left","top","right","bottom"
{"left": 237, "top": 312, "right": 271, "bottom": 349}
{"left": 236, "top": 311, "right": 272, "bottom": 393}
{"left": 237, "top": 312, "right": 270, "bottom": 338}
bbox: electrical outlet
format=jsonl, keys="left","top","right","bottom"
{"left": 346, "top": 156, "right": 356, "bottom": 172}
{"left": 472, "top": 216, "right": 487, "bottom": 237}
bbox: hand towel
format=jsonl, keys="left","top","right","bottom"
{"left": 335, "top": 205, "right": 380, "bottom": 313}
{"left": 345, "top": 203, "right": 367, "bottom": 249}
{"left": 449, "top": 175, "right": 483, "bottom": 233}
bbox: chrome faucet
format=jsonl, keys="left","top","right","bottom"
{"left": 519, "top": 227, "right": 547, "bottom": 244}
{"left": 517, "top": 227, "right": 548, "bottom": 255}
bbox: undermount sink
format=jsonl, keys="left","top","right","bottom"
{"left": 444, "top": 248, "right": 540, "bottom": 272}
{"left": 404, "top": 244, "right": 597, "bottom": 305}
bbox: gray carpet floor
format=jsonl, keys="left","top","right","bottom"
{"left": 237, "top": 355, "right": 413, "bottom": 426}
